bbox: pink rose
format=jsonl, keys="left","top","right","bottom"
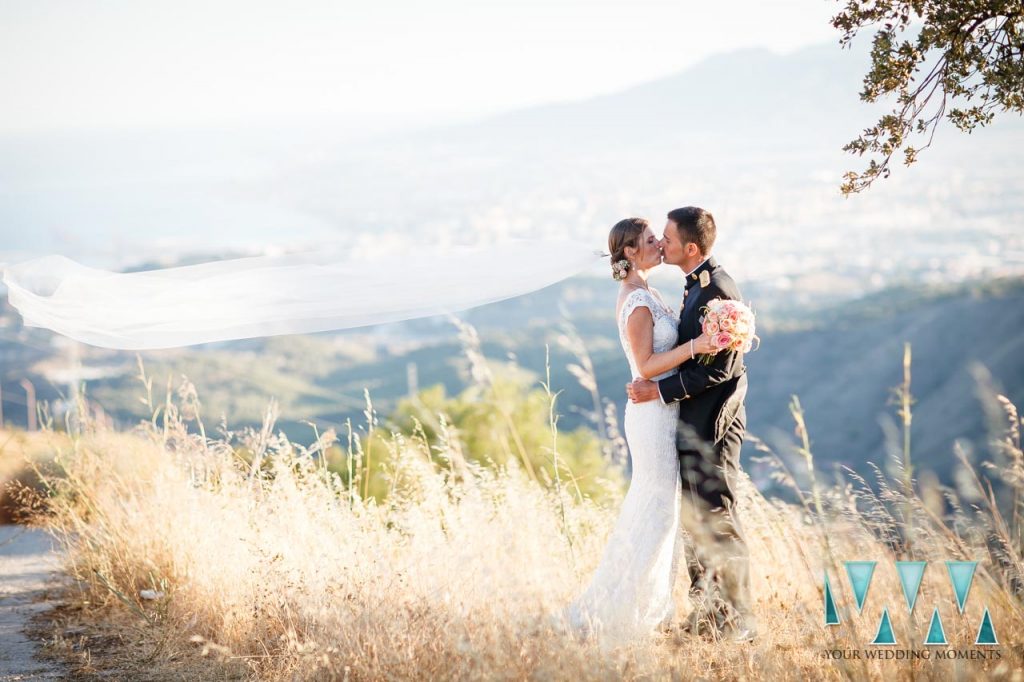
{"left": 703, "top": 319, "right": 720, "bottom": 335}
{"left": 714, "top": 332, "right": 733, "bottom": 348}
{"left": 719, "top": 317, "right": 736, "bottom": 333}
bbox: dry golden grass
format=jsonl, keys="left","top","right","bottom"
{"left": 0, "top": 427, "right": 73, "bottom": 523}
{"left": 15, "top": 364, "right": 1024, "bottom": 681}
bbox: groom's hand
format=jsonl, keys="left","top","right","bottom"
{"left": 626, "top": 379, "right": 659, "bottom": 403}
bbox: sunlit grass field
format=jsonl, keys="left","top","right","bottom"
{"left": 5, "top": 335, "right": 1023, "bottom": 681}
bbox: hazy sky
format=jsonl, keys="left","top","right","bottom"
{"left": 1, "top": 0, "right": 839, "bottom": 133}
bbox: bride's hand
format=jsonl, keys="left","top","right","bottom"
{"left": 693, "top": 332, "right": 719, "bottom": 356}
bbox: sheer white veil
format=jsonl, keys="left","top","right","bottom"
{"left": 2, "top": 239, "right": 604, "bottom": 350}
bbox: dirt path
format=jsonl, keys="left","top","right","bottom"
{"left": 0, "top": 525, "right": 68, "bottom": 681}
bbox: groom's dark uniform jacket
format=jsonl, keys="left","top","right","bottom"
{"left": 657, "top": 256, "right": 747, "bottom": 508}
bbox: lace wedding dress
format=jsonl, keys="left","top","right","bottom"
{"left": 563, "top": 287, "right": 683, "bottom": 644}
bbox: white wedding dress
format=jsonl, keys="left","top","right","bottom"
{"left": 563, "top": 286, "right": 683, "bottom": 644}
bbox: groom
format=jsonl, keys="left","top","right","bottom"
{"left": 626, "top": 206, "right": 756, "bottom": 642}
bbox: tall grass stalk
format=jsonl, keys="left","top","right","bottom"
{"left": 897, "top": 342, "right": 915, "bottom": 554}
{"left": 541, "top": 345, "right": 576, "bottom": 567}
{"left": 451, "top": 316, "right": 540, "bottom": 483}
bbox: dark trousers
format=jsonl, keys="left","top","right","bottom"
{"left": 672, "top": 403, "right": 753, "bottom": 629}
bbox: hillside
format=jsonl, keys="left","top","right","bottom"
{"left": 2, "top": 277, "right": 1021, "bottom": 488}
{"left": 742, "top": 278, "right": 1024, "bottom": 483}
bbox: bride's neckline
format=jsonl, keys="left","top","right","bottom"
{"left": 621, "top": 279, "right": 650, "bottom": 292}
{"left": 617, "top": 282, "right": 673, "bottom": 318}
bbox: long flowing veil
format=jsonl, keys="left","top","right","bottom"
{"left": 2, "top": 240, "right": 604, "bottom": 350}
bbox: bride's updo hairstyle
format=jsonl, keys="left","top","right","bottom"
{"left": 607, "top": 217, "right": 648, "bottom": 281}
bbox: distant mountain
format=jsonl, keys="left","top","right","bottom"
{"left": 404, "top": 40, "right": 1021, "bottom": 157}
{"left": 435, "top": 44, "right": 871, "bottom": 151}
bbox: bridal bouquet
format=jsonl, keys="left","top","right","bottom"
{"left": 699, "top": 299, "right": 758, "bottom": 365}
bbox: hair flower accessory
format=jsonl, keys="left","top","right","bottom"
{"left": 611, "top": 259, "right": 631, "bottom": 281}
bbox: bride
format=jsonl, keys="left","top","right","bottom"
{"left": 562, "top": 217, "right": 717, "bottom": 643}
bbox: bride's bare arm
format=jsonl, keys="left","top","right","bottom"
{"left": 624, "top": 307, "right": 718, "bottom": 380}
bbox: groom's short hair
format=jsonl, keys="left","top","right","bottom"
{"left": 667, "top": 207, "right": 716, "bottom": 255}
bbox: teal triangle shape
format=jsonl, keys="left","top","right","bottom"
{"left": 924, "top": 607, "right": 948, "bottom": 645}
{"left": 824, "top": 572, "right": 840, "bottom": 625}
{"left": 975, "top": 607, "right": 998, "bottom": 645}
{"left": 946, "top": 561, "right": 977, "bottom": 613}
{"left": 895, "top": 561, "right": 927, "bottom": 613}
{"left": 872, "top": 607, "right": 897, "bottom": 645}
{"left": 845, "top": 561, "right": 877, "bottom": 612}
